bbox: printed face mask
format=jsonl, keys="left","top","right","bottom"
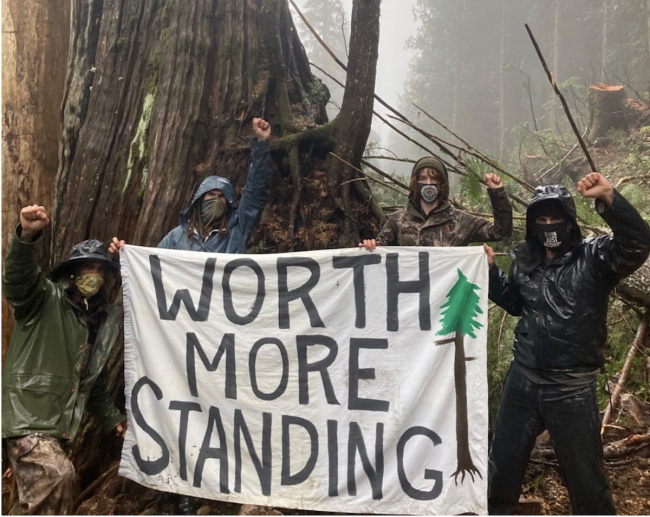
{"left": 418, "top": 183, "right": 439, "bottom": 204}
{"left": 535, "top": 221, "right": 569, "bottom": 249}
{"left": 75, "top": 272, "right": 105, "bottom": 298}
{"left": 201, "top": 198, "right": 227, "bottom": 226}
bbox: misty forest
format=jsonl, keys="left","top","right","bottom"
{"left": 2, "top": 0, "right": 650, "bottom": 514}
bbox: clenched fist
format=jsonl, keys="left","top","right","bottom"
{"left": 485, "top": 173, "right": 503, "bottom": 189}
{"left": 577, "top": 172, "right": 614, "bottom": 207}
{"left": 19, "top": 205, "right": 49, "bottom": 242}
{"left": 252, "top": 118, "right": 271, "bottom": 141}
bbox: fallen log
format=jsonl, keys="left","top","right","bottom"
{"left": 603, "top": 432, "right": 650, "bottom": 459}
{"left": 618, "top": 258, "right": 650, "bottom": 308}
{"left": 534, "top": 432, "right": 650, "bottom": 460}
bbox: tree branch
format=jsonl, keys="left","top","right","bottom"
{"left": 525, "top": 23, "right": 597, "bottom": 172}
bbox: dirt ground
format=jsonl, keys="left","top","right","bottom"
{"left": 3, "top": 419, "right": 649, "bottom": 516}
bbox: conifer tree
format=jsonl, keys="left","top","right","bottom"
{"left": 435, "top": 268, "right": 483, "bottom": 483}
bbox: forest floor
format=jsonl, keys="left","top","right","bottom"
{"left": 1, "top": 404, "right": 648, "bottom": 515}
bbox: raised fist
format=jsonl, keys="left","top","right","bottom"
{"left": 577, "top": 172, "right": 614, "bottom": 207}
{"left": 252, "top": 117, "right": 271, "bottom": 141}
{"left": 19, "top": 205, "right": 49, "bottom": 241}
{"left": 485, "top": 173, "right": 503, "bottom": 189}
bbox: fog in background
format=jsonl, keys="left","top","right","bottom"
{"left": 291, "top": 1, "right": 650, "bottom": 187}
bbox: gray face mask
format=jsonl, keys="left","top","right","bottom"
{"left": 201, "top": 198, "right": 226, "bottom": 226}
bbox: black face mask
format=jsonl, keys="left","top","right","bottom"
{"left": 535, "top": 221, "right": 569, "bottom": 249}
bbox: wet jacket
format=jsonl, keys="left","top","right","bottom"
{"left": 158, "top": 139, "right": 271, "bottom": 252}
{"left": 2, "top": 230, "right": 124, "bottom": 440}
{"left": 376, "top": 187, "right": 512, "bottom": 246}
{"left": 489, "top": 187, "right": 650, "bottom": 371}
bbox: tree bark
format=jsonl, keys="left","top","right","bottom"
{"left": 49, "top": 0, "right": 381, "bottom": 497}
{"left": 587, "top": 84, "right": 627, "bottom": 139}
{"left": 327, "top": 0, "right": 381, "bottom": 246}
{"left": 1, "top": 0, "right": 70, "bottom": 363}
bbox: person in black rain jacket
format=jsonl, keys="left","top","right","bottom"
{"left": 483, "top": 172, "right": 650, "bottom": 515}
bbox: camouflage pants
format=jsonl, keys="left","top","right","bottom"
{"left": 4, "top": 434, "right": 75, "bottom": 515}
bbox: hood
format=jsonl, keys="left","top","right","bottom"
{"left": 180, "top": 175, "right": 235, "bottom": 224}
{"left": 410, "top": 155, "right": 449, "bottom": 201}
{"left": 526, "top": 185, "right": 582, "bottom": 244}
{"left": 513, "top": 184, "right": 583, "bottom": 273}
{"left": 525, "top": 184, "right": 582, "bottom": 243}
{"left": 411, "top": 156, "right": 449, "bottom": 185}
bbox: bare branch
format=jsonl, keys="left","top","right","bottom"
{"left": 330, "top": 152, "right": 407, "bottom": 196}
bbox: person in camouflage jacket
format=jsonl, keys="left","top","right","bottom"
{"left": 360, "top": 155, "right": 512, "bottom": 250}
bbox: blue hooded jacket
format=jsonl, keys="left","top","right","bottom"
{"left": 157, "top": 139, "right": 271, "bottom": 253}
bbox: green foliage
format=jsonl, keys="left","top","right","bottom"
{"left": 599, "top": 307, "right": 648, "bottom": 407}
{"left": 436, "top": 269, "right": 484, "bottom": 338}
{"left": 619, "top": 184, "right": 650, "bottom": 220}
{"left": 486, "top": 305, "right": 516, "bottom": 424}
{"left": 460, "top": 157, "right": 487, "bottom": 205}
{"left": 307, "top": 80, "right": 329, "bottom": 106}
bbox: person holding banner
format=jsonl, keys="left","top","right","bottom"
{"left": 2, "top": 204, "right": 127, "bottom": 515}
{"left": 110, "top": 117, "right": 271, "bottom": 514}
{"left": 359, "top": 155, "right": 512, "bottom": 250}
{"left": 484, "top": 172, "right": 650, "bottom": 515}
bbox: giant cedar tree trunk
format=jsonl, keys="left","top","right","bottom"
{"left": 1, "top": 0, "right": 70, "bottom": 364}
{"left": 53, "top": 0, "right": 381, "bottom": 500}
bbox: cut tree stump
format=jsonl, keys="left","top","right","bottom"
{"left": 587, "top": 84, "right": 627, "bottom": 139}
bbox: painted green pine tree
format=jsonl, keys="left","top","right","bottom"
{"left": 435, "top": 268, "right": 483, "bottom": 484}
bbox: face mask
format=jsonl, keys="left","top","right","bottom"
{"left": 201, "top": 199, "right": 226, "bottom": 226}
{"left": 535, "top": 221, "right": 569, "bottom": 249}
{"left": 75, "top": 272, "right": 105, "bottom": 298}
{"left": 418, "top": 183, "right": 439, "bottom": 204}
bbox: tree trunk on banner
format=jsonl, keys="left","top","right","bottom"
{"left": 1, "top": 0, "right": 70, "bottom": 364}
{"left": 52, "top": 0, "right": 381, "bottom": 499}
{"left": 452, "top": 329, "right": 480, "bottom": 483}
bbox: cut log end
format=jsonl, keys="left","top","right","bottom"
{"left": 590, "top": 83, "right": 625, "bottom": 92}
{"left": 587, "top": 84, "right": 628, "bottom": 139}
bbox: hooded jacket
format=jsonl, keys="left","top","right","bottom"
{"left": 376, "top": 157, "right": 512, "bottom": 246}
{"left": 2, "top": 230, "right": 124, "bottom": 440}
{"left": 489, "top": 185, "right": 650, "bottom": 371}
{"left": 158, "top": 139, "right": 271, "bottom": 253}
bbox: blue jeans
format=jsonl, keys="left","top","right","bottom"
{"left": 488, "top": 362, "right": 615, "bottom": 515}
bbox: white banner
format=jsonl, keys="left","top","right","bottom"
{"left": 119, "top": 245, "right": 489, "bottom": 515}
